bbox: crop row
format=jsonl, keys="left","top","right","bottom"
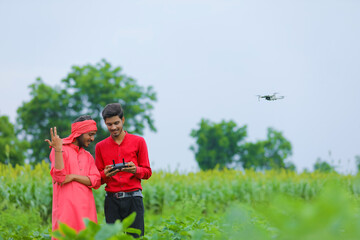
{"left": 1, "top": 162, "right": 359, "bottom": 223}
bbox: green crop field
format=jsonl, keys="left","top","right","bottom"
{"left": 1, "top": 162, "right": 360, "bottom": 239}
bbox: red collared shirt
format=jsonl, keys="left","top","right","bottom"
{"left": 95, "top": 132, "right": 152, "bottom": 192}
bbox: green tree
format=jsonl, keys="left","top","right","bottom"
{"left": 313, "top": 158, "right": 336, "bottom": 173}
{"left": 0, "top": 115, "right": 29, "bottom": 165}
{"left": 263, "top": 127, "right": 293, "bottom": 169}
{"left": 239, "top": 128, "right": 293, "bottom": 170}
{"left": 284, "top": 161, "right": 296, "bottom": 171}
{"left": 239, "top": 141, "right": 266, "bottom": 169}
{"left": 356, "top": 155, "right": 360, "bottom": 174}
{"left": 16, "top": 78, "right": 71, "bottom": 163}
{"left": 190, "top": 119, "right": 247, "bottom": 170}
{"left": 17, "top": 60, "right": 157, "bottom": 163}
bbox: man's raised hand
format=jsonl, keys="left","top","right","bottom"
{"left": 44, "top": 127, "right": 63, "bottom": 150}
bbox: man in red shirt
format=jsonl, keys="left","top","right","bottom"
{"left": 45, "top": 115, "right": 101, "bottom": 239}
{"left": 95, "top": 103, "right": 152, "bottom": 238}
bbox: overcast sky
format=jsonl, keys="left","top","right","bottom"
{"left": 1, "top": 0, "right": 359, "bottom": 173}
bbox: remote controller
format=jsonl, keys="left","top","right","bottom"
{"left": 109, "top": 158, "right": 128, "bottom": 172}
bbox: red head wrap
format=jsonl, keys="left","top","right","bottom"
{"left": 62, "top": 120, "right": 97, "bottom": 145}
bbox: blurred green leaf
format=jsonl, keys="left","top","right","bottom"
{"left": 94, "top": 220, "right": 123, "bottom": 240}
{"left": 122, "top": 212, "right": 136, "bottom": 230}
{"left": 58, "top": 222, "right": 77, "bottom": 238}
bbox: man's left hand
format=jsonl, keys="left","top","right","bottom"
{"left": 54, "top": 174, "right": 74, "bottom": 186}
{"left": 121, "top": 161, "right": 137, "bottom": 174}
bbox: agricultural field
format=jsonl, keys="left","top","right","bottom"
{"left": 1, "top": 162, "right": 360, "bottom": 239}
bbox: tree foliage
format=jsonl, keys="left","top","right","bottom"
{"left": 239, "top": 141, "right": 267, "bottom": 170}
{"left": 17, "top": 60, "right": 157, "bottom": 163}
{"left": 263, "top": 128, "right": 293, "bottom": 169}
{"left": 190, "top": 119, "right": 294, "bottom": 171}
{"left": 0, "top": 115, "right": 29, "bottom": 165}
{"left": 313, "top": 158, "right": 336, "bottom": 173}
{"left": 239, "top": 128, "right": 293, "bottom": 170}
{"left": 190, "top": 119, "right": 247, "bottom": 170}
{"left": 16, "top": 78, "right": 70, "bottom": 162}
{"left": 355, "top": 155, "right": 360, "bottom": 174}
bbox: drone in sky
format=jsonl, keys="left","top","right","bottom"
{"left": 257, "top": 92, "right": 285, "bottom": 101}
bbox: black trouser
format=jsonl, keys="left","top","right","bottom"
{"left": 104, "top": 193, "right": 144, "bottom": 238}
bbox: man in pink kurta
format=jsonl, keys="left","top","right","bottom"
{"left": 47, "top": 116, "right": 101, "bottom": 236}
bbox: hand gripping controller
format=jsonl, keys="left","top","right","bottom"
{"left": 109, "top": 158, "right": 128, "bottom": 172}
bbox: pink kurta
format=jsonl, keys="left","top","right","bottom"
{"left": 49, "top": 144, "right": 101, "bottom": 235}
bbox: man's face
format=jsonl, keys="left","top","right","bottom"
{"left": 105, "top": 116, "right": 125, "bottom": 138}
{"left": 78, "top": 130, "right": 97, "bottom": 148}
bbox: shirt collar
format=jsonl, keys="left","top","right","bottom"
{"left": 109, "top": 131, "right": 127, "bottom": 146}
{"left": 68, "top": 143, "right": 84, "bottom": 153}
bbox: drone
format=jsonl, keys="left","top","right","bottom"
{"left": 257, "top": 92, "right": 284, "bottom": 101}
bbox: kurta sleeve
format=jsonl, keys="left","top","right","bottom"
{"left": 95, "top": 144, "right": 110, "bottom": 184}
{"left": 49, "top": 148, "right": 67, "bottom": 183}
{"left": 134, "top": 138, "right": 152, "bottom": 180}
{"left": 87, "top": 155, "right": 101, "bottom": 189}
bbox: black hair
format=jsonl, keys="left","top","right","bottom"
{"left": 73, "top": 115, "right": 93, "bottom": 123}
{"left": 102, "top": 103, "right": 124, "bottom": 120}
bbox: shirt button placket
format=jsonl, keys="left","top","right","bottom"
{"left": 78, "top": 155, "right": 83, "bottom": 172}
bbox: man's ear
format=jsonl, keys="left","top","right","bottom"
{"left": 122, "top": 117, "right": 125, "bottom": 124}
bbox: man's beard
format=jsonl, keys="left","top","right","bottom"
{"left": 78, "top": 135, "right": 87, "bottom": 148}
{"left": 112, "top": 126, "right": 123, "bottom": 137}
